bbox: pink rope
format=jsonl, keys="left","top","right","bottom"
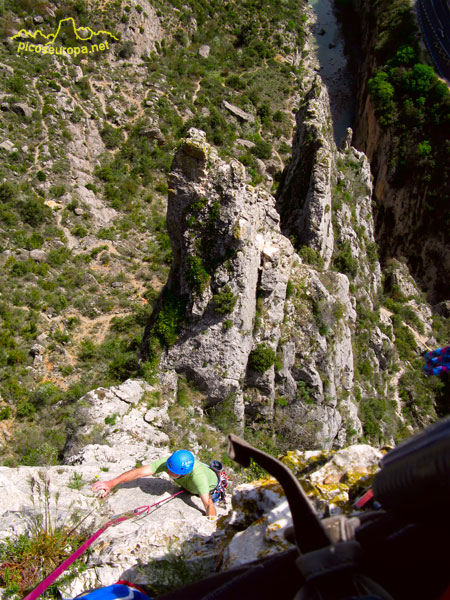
{"left": 22, "top": 490, "right": 184, "bottom": 600}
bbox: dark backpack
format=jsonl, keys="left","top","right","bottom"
{"left": 209, "top": 459, "right": 229, "bottom": 503}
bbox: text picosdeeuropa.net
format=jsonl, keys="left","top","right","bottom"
{"left": 17, "top": 40, "right": 110, "bottom": 56}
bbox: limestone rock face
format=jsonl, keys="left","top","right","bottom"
{"left": 222, "top": 100, "right": 255, "bottom": 123}
{"left": 140, "top": 66, "right": 437, "bottom": 450}
{"left": 114, "top": 0, "right": 163, "bottom": 58}
{"left": 0, "top": 463, "right": 226, "bottom": 600}
{"left": 0, "top": 440, "right": 379, "bottom": 598}
{"left": 63, "top": 378, "right": 172, "bottom": 469}
{"left": 276, "top": 76, "right": 335, "bottom": 269}
{"left": 217, "top": 442, "right": 381, "bottom": 570}
{"left": 275, "top": 261, "right": 359, "bottom": 449}
{"left": 10, "top": 103, "right": 33, "bottom": 119}
{"left": 139, "top": 113, "right": 379, "bottom": 447}
{"left": 147, "top": 129, "right": 295, "bottom": 424}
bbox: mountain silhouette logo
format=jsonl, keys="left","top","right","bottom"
{"left": 11, "top": 17, "right": 119, "bottom": 45}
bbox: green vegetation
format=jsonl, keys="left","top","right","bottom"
{"left": 0, "top": 472, "right": 89, "bottom": 598}
{"left": 248, "top": 344, "right": 276, "bottom": 373}
{"left": 151, "top": 289, "right": 187, "bottom": 348}
{"left": 365, "top": 0, "right": 450, "bottom": 225}
{"left": 0, "top": 0, "right": 307, "bottom": 462}
{"left": 299, "top": 246, "right": 324, "bottom": 270}
{"left": 186, "top": 255, "right": 210, "bottom": 293}
{"left": 100, "top": 124, "right": 125, "bottom": 149}
{"left": 145, "top": 548, "right": 212, "bottom": 596}
{"left": 333, "top": 242, "right": 358, "bottom": 278}
{"left": 213, "top": 285, "right": 237, "bottom": 314}
{"left": 398, "top": 361, "right": 440, "bottom": 430}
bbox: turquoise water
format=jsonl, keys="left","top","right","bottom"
{"left": 308, "top": 0, "right": 356, "bottom": 145}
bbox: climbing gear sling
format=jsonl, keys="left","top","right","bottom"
{"left": 208, "top": 460, "right": 229, "bottom": 504}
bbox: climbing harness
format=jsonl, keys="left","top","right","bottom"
{"left": 22, "top": 491, "right": 184, "bottom": 600}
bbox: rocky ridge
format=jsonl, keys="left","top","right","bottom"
{"left": 141, "top": 71, "right": 437, "bottom": 450}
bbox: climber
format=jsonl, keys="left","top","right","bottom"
{"left": 91, "top": 449, "right": 218, "bottom": 517}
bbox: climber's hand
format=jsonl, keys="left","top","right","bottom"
{"left": 91, "top": 480, "right": 112, "bottom": 498}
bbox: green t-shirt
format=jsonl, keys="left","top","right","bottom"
{"left": 149, "top": 456, "right": 218, "bottom": 496}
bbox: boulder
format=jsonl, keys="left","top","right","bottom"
{"left": 63, "top": 379, "right": 172, "bottom": 468}
{"left": 0, "top": 140, "right": 17, "bottom": 152}
{"left": 198, "top": 44, "right": 210, "bottom": 58}
{"left": 29, "top": 343, "right": 44, "bottom": 357}
{"left": 29, "top": 249, "right": 47, "bottom": 262}
{"left": 10, "top": 103, "right": 33, "bottom": 119}
{"left": 222, "top": 100, "right": 255, "bottom": 122}
{"left": 138, "top": 126, "right": 165, "bottom": 145}
{"left": 0, "top": 62, "right": 14, "bottom": 75}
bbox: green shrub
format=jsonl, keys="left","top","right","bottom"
{"left": 0, "top": 473, "right": 89, "bottom": 597}
{"left": 16, "top": 401, "right": 35, "bottom": 419}
{"left": 70, "top": 105, "right": 84, "bottom": 123}
{"left": 50, "top": 184, "right": 66, "bottom": 198}
{"left": 368, "top": 71, "right": 396, "bottom": 126}
{"left": 67, "top": 471, "right": 85, "bottom": 490}
{"left": 72, "top": 225, "right": 88, "bottom": 238}
{"left": 186, "top": 255, "right": 210, "bottom": 293}
{"left": 6, "top": 73, "right": 26, "bottom": 95}
{"left": 248, "top": 343, "right": 276, "bottom": 373}
{"left": 0, "top": 182, "right": 16, "bottom": 202}
{"left": 100, "top": 125, "right": 125, "bottom": 149}
{"left": 206, "top": 393, "right": 238, "bottom": 434}
{"left": 213, "top": 285, "right": 237, "bottom": 314}
{"left": 75, "top": 77, "right": 90, "bottom": 100}
{"left": 333, "top": 243, "right": 358, "bottom": 278}
{"left": 299, "top": 246, "right": 325, "bottom": 269}
{"left": 47, "top": 247, "right": 71, "bottom": 266}
{"left": 359, "top": 396, "right": 386, "bottom": 441}
{"left": 226, "top": 74, "right": 246, "bottom": 90}
{"left": 19, "top": 197, "right": 50, "bottom": 226}
{"left": 25, "top": 232, "right": 44, "bottom": 250}
{"left": 153, "top": 289, "right": 187, "bottom": 347}
{"left": 0, "top": 406, "right": 12, "bottom": 420}
{"left": 399, "top": 363, "right": 439, "bottom": 427}
{"left": 286, "top": 279, "right": 295, "bottom": 299}
{"left": 78, "top": 338, "right": 97, "bottom": 361}
{"left": 251, "top": 139, "right": 273, "bottom": 159}
{"left": 31, "top": 383, "right": 62, "bottom": 408}
{"left": 104, "top": 414, "right": 118, "bottom": 426}
{"left": 392, "top": 314, "right": 417, "bottom": 360}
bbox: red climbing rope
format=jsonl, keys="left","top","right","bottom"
{"left": 22, "top": 490, "right": 185, "bottom": 600}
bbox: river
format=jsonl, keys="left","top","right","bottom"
{"left": 308, "top": 0, "right": 357, "bottom": 145}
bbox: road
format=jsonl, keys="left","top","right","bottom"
{"left": 417, "top": 0, "right": 450, "bottom": 81}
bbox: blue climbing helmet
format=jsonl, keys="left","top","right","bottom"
{"left": 166, "top": 449, "right": 195, "bottom": 475}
